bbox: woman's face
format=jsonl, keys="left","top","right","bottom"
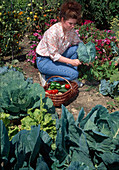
{"left": 61, "top": 18, "right": 77, "bottom": 32}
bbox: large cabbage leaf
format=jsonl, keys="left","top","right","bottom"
{"left": 0, "top": 67, "right": 54, "bottom": 119}
{"left": 11, "top": 125, "right": 52, "bottom": 169}
{"left": 0, "top": 120, "right": 10, "bottom": 167}
{"left": 77, "top": 41, "right": 96, "bottom": 63}
{"left": 79, "top": 105, "right": 119, "bottom": 169}
{"left": 51, "top": 105, "right": 95, "bottom": 169}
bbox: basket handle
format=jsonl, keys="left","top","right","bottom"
{"left": 45, "top": 75, "right": 73, "bottom": 89}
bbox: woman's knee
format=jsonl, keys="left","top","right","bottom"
{"left": 68, "top": 69, "right": 79, "bottom": 80}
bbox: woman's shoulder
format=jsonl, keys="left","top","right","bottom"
{"left": 46, "top": 22, "right": 61, "bottom": 33}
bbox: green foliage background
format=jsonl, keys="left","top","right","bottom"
{"left": 76, "top": 0, "right": 119, "bottom": 29}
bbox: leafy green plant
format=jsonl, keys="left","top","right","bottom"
{"left": 75, "top": 21, "right": 119, "bottom": 81}
{"left": 51, "top": 105, "right": 119, "bottom": 169}
{"left": 0, "top": 67, "right": 54, "bottom": 119}
{"left": 91, "top": 59, "right": 118, "bottom": 81}
{"left": 78, "top": 0, "right": 119, "bottom": 30}
{"left": 0, "top": 97, "right": 57, "bottom": 145}
{"left": 77, "top": 41, "right": 96, "bottom": 64}
{"left": 99, "top": 79, "right": 119, "bottom": 98}
{"left": 0, "top": 120, "right": 53, "bottom": 169}
{"left": 0, "top": 112, "right": 19, "bottom": 141}
{"left": 1, "top": 104, "right": 119, "bottom": 169}
{"left": 20, "top": 97, "right": 57, "bottom": 149}
{"left": 110, "top": 72, "right": 119, "bottom": 83}
{"left": 110, "top": 15, "right": 119, "bottom": 41}
{"left": 106, "top": 101, "right": 116, "bottom": 112}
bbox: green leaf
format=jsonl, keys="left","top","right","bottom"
{"left": 0, "top": 120, "right": 10, "bottom": 165}
{"left": 11, "top": 125, "right": 43, "bottom": 169}
{"left": 52, "top": 105, "right": 95, "bottom": 169}
{"left": 77, "top": 41, "right": 96, "bottom": 63}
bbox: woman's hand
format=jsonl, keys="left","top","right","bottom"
{"left": 71, "top": 59, "right": 82, "bottom": 66}
{"left": 57, "top": 56, "right": 82, "bottom": 66}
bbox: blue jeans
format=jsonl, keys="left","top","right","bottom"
{"left": 36, "top": 45, "right": 79, "bottom": 81}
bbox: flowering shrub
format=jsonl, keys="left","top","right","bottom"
{"left": 25, "top": 1, "right": 59, "bottom": 33}
{"left": 76, "top": 20, "right": 119, "bottom": 81}
{"left": 26, "top": 31, "right": 42, "bottom": 64}
{"left": 0, "top": 1, "right": 26, "bottom": 60}
{"left": 0, "top": 0, "right": 60, "bottom": 63}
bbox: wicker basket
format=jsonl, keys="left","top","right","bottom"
{"left": 43, "top": 76, "right": 79, "bottom": 107}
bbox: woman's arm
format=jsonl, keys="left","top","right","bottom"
{"left": 57, "top": 56, "right": 82, "bottom": 66}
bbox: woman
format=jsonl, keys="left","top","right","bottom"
{"left": 36, "top": 1, "right": 83, "bottom": 87}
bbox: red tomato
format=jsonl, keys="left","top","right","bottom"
{"left": 65, "top": 84, "right": 71, "bottom": 89}
{"left": 52, "top": 90, "right": 57, "bottom": 94}
{"left": 54, "top": 89, "right": 58, "bottom": 94}
{"left": 46, "top": 90, "right": 52, "bottom": 94}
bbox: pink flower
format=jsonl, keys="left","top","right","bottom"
{"left": 82, "top": 20, "right": 94, "bottom": 25}
{"left": 45, "top": 23, "right": 50, "bottom": 26}
{"left": 102, "top": 49, "right": 106, "bottom": 53}
{"left": 38, "top": 35, "right": 42, "bottom": 40}
{"left": 95, "top": 56, "right": 98, "bottom": 59}
{"left": 33, "top": 33, "right": 39, "bottom": 36}
{"left": 30, "top": 44, "right": 37, "bottom": 48}
{"left": 95, "top": 46, "right": 100, "bottom": 51}
{"left": 97, "top": 39, "right": 102, "bottom": 46}
{"left": 98, "top": 51, "right": 102, "bottom": 54}
{"left": 31, "top": 60, "right": 35, "bottom": 64}
{"left": 104, "top": 38, "right": 110, "bottom": 44}
{"left": 37, "top": 30, "right": 42, "bottom": 33}
{"left": 75, "top": 29, "right": 79, "bottom": 34}
{"left": 50, "top": 19, "right": 57, "bottom": 23}
{"left": 27, "top": 59, "right": 32, "bottom": 62}
{"left": 107, "top": 30, "right": 111, "bottom": 33}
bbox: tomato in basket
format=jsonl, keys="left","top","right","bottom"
{"left": 65, "top": 84, "right": 71, "bottom": 89}
{"left": 54, "top": 89, "right": 58, "bottom": 94}
{"left": 52, "top": 89, "right": 58, "bottom": 94}
{"left": 45, "top": 90, "right": 52, "bottom": 94}
{"left": 46, "top": 89, "right": 58, "bottom": 94}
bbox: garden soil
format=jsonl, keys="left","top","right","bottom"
{"left": 5, "top": 34, "right": 119, "bottom": 120}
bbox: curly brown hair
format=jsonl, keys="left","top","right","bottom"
{"left": 60, "top": 1, "right": 82, "bottom": 24}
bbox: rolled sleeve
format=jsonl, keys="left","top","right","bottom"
{"left": 51, "top": 53, "right": 62, "bottom": 61}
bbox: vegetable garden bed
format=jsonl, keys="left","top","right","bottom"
{"left": 0, "top": 0, "right": 119, "bottom": 168}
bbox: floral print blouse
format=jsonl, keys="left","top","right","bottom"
{"left": 36, "top": 22, "right": 81, "bottom": 61}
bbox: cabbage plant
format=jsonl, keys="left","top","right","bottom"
{"left": 77, "top": 41, "right": 96, "bottom": 64}
{"left": 0, "top": 67, "right": 54, "bottom": 119}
